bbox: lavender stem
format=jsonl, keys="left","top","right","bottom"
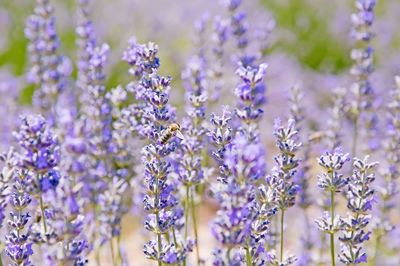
{"left": 280, "top": 209, "right": 285, "bottom": 262}
{"left": 117, "top": 235, "right": 122, "bottom": 265}
{"left": 185, "top": 186, "right": 190, "bottom": 239}
{"left": 110, "top": 239, "right": 116, "bottom": 265}
{"left": 245, "top": 243, "right": 252, "bottom": 266}
{"left": 39, "top": 194, "right": 48, "bottom": 235}
{"left": 190, "top": 189, "right": 200, "bottom": 265}
{"left": 227, "top": 247, "right": 232, "bottom": 263}
{"left": 351, "top": 117, "right": 359, "bottom": 157}
{"left": 330, "top": 190, "right": 336, "bottom": 266}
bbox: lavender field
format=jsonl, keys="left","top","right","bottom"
{"left": 0, "top": 0, "right": 399, "bottom": 265}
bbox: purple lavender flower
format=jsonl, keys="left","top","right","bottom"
{"left": 315, "top": 149, "right": 350, "bottom": 266}
{"left": 223, "top": 0, "right": 251, "bottom": 65}
{"left": 175, "top": 55, "right": 210, "bottom": 263}
{"left": 0, "top": 149, "right": 14, "bottom": 228}
{"left": 325, "top": 87, "right": 346, "bottom": 151}
{"left": 76, "top": 0, "right": 97, "bottom": 94}
{"left": 339, "top": 156, "right": 377, "bottom": 265}
{"left": 208, "top": 106, "right": 234, "bottom": 176}
{"left": 178, "top": 56, "right": 208, "bottom": 186}
{"left": 79, "top": 43, "right": 113, "bottom": 203}
{"left": 210, "top": 60, "right": 268, "bottom": 265}
{"left": 13, "top": 115, "right": 60, "bottom": 194}
{"left": 209, "top": 16, "right": 230, "bottom": 102}
{"left": 371, "top": 76, "right": 400, "bottom": 263}
{"left": 288, "top": 84, "right": 312, "bottom": 209}
{"left": 48, "top": 178, "right": 88, "bottom": 265}
{"left": 13, "top": 115, "right": 60, "bottom": 244}
{"left": 288, "top": 84, "right": 313, "bottom": 265}
{"left": 98, "top": 177, "right": 127, "bottom": 244}
{"left": 348, "top": 0, "right": 378, "bottom": 156}
{"left": 266, "top": 118, "right": 301, "bottom": 265}
{"left": 25, "top": 0, "right": 72, "bottom": 119}
{"left": 234, "top": 62, "right": 267, "bottom": 141}
{"left": 5, "top": 169, "right": 33, "bottom": 266}
{"left": 126, "top": 39, "right": 190, "bottom": 265}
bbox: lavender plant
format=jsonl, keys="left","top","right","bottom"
{"left": 2, "top": 0, "right": 400, "bottom": 264}
{"left": 176, "top": 55, "right": 209, "bottom": 264}
{"left": 5, "top": 169, "right": 33, "bottom": 266}
{"left": 288, "top": 84, "right": 313, "bottom": 265}
{"left": 339, "top": 157, "right": 377, "bottom": 265}
{"left": 267, "top": 118, "right": 300, "bottom": 265}
{"left": 13, "top": 115, "right": 60, "bottom": 242}
{"left": 124, "top": 40, "right": 192, "bottom": 265}
{"left": 315, "top": 149, "right": 350, "bottom": 266}
{"left": 25, "top": 0, "right": 71, "bottom": 120}
{"left": 372, "top": 76, "right": 400, "bottom": 263}
{"left": 48, "top": 179, "right": 88, "bottom": 265}
{"left": 348, "top": 0, "right": 378, "bottom": 156}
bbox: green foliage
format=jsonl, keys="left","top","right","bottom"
{"left": 261, "top": 0, "right": 352, "bottom": 73}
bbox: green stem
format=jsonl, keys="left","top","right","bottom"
{"left": 95, "top": 246, "right": 101, "bottom": 266}
{"left": 330, "top": 191, "right": 336, "bottom": 266}
{"left": 110, "top": 238, "right": 116, "bottom": 266}
{"left": 318, "top": 233, "right": 326, "bottom": 266}
{"left": 117, "top": 235, "right": 122, "bottom": 266}
{"left": 227, "top": 247, "right": 232, "bottom": 264}
{"left": 190, "top": 188, "right": 200, "bottom": 265}
{"left": 156, "top": 212, "right": 162, "bottom": 266}
{"left": 351, "top": 117, "right": 359, "bottom": 157}
{"left": 172, "top": 228, "right": 178, "bottom": 246}
{"left": 372, "top": 234, "right": 382, "bottom": 266}
{"left": 245, "top": 245, "right": 252, "bottom": 266}
{"left": 271, "top": 215, "right": 278, "bottom": 251}
{"left": 185, "top": 186, "right": 190, "bottom": 239}
{"left": 183, "top": 186, "right": 190, "bottom": 266}
{"left": 280, "top": 209, "right": 285, "bottom": 262}
{"left": 39, "top": 195, "right": 47, "bottom": 235}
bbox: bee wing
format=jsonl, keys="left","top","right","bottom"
{"left": 175, "top": 130, "right": 185, "bottom": 140}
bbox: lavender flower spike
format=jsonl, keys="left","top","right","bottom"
{"left": 177, "top": 55, "right": 209, "bottom": 264}
{"left": 267, "top": 118, "right": 300, "bottom": 265}
{"left": 0, "top": 149, "right": 14, "bottom": 229}
{"left": 76, "top": 0, "right": 97, "bottom": 94}
{"left": 5, "top": 170, "right": 33, "bottom": 266}
{"left": 339, "top": 156, "right": 377, "bottom": 265}
{"left": 234, "top": 63, "right": 268, "bottom": 139}
{"left": 13, "top": 115, "right": 61, "bottom": 243}
{"left": 315, "top": 149, "right": 350, "bottom": 266}
{"left": 48, "top": 179, "right": 88, "bottom": 265}
{"left": 126, "top": 39, "right": 191, "bottom": 264}
{"left": 25, "top": 0, "right": 72, "bottom": 118}
{"left": 372, "top": 76, "right": 400, "bottom": 263}
{"left": 349, "top": 0, "right": 378, "bottom": 156}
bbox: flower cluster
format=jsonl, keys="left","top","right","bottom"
{"left": 49, "top": 179, "right": 88, "bottom": 265}
{"left": 76, "top": 0, "right": 97, "bottom": 93}
{"left": 339, "top": 157, "right": 377, "bottom": 264}
{"left": 348, "top": 0, "right": 378, "bottom": 155}
{"left": 25, "top": 0, "right": 71, "bottom": 117}
{"left": 265, "top": 118, "right": 300, "bottom": 265}
{"left": 315, "top": 149, "right": 350, "bottom": 266}
{"left": 124, "top": 39, "right": 191, "bottom": 264}
{"left": 234, "top": 63, "right": 267, "bottom": 138}
{"left": 5, "top": 169, "right": 33, "bottom": 266}
{"left": 326, "top": 87, "right": 346, "bottom": 151}
{"left": 13, "top": 115, "right": 61, "bottom": 244}
{"left": 3, "top": 0, "right": 400, "bottom": 264}
{"left": 372, "top": 76, "right": 400, "bottom": 256}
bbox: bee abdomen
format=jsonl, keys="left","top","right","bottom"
{"left": 160, "top": 131, "right": 173, "bottom": 144}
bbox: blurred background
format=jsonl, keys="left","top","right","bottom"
{"left": 1, "top": 0, "right": 400, "bottom": 264}
{"left": 1, "top": 0, "right": 400, "bottom": 104}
